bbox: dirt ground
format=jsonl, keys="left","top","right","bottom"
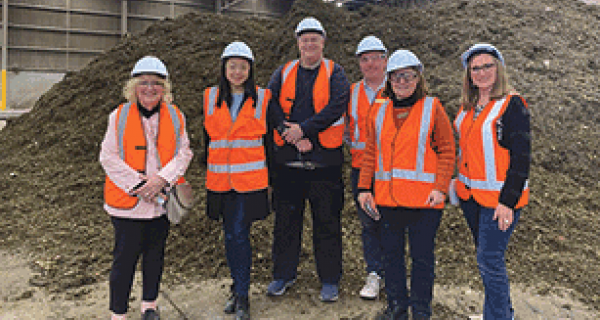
{"left": 1, "top": 250, "right": 596, "bottom": 319}
{"left": 0, "top": 0, "right": 599, "bottom": 319}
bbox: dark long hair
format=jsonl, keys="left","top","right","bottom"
{"left": 216, "top": 57, "right": 258, "bottom": 109}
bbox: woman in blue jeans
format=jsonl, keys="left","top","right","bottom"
{"left": 202, "top": 41, "right": 271, "bottom": 320}
{"left": 453, "top": 43, "right": 531, "bottom": 320}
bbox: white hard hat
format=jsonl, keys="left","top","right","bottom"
{"left": 386, "top": 49, "right": 423, "bottom": 73}
{"left": 356, "top": 36, "right": 387, "bottom": 56}
{"left": 461, "top": 43, "right": 505, "bottom": 69}
{"left": 295, "top": 17, "right": 326, "bottom": 37}
{"left": 131, "top": 56, "right": 168, "bottom": 77}
{"left": 221, "top": 41, "right": 254, "bottom": 61}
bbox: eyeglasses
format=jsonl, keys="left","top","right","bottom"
{"left": 138, "top": 81, "right": 163, "bottom": 88}
{"left": 359, "top": 54, "right": 386, "bottom": 63}
{"left": 470, "top": 63, "right": 496, "bottom": 73}
{"left": 389, "top": 71, "right": 418, "bottom": 83}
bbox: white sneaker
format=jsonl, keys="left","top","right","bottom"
{"left": 359, "top": 272, "right": 381, "bottom": 300}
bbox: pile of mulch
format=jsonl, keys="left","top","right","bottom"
{"left": 0, "top": 0, "right": 598, "bottom": 316}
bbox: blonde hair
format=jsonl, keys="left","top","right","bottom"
{"left": 123, "top": 77, "right": 173, "bottom": 105}
{"left": 461, "top": 56, "right": 512, "bottom": 110}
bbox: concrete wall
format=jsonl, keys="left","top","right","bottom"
{"left": 0, "top": 0, "right": 293, "bottom": 110}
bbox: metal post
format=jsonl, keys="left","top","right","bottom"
{"left": 2, "top": 0, "right": 7, "bottom": 110}
{"left": 217, "top": 0, "right": 221, "bottom": 14}
{"left": 253, "top": 0, "right": 257, "bottom": 18}
{"left": 121, "top": 0, "right": 128, "bottom": 36}
{"left": 170, "top": 0, "right": 175, "bottom": 19}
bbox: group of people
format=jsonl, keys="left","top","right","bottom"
{"left": 99, "top": 16, "right": 530, "bottom": 320}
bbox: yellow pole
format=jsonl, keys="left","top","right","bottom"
{"left": 2, "top": 0, "right": 7, "bottom": 110}
{"left": 1, "top": 69, "right": 5, "bottom": 110}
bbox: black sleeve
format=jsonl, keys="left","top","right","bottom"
{"left": 201, "top": 127, "right": 209, "bottom": 167}
{"left": 498, "top": 95, "right": 531, "bottom": 209}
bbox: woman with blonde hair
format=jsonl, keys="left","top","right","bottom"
{"left": 453, "top": 43, "right": 531, "bottom": 320}
{"left": 100, "top": 56, "right": 193, "bottom": 320}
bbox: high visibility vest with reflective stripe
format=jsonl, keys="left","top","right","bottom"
{"left": 104, "top": 102, "right": 185, "bottom": 209}
{"left": 204, "top": 86, "right": 269, "bottom": 192}
{"left": 348, "top": 80, "right": 384, "bottom": 168}
{"left": 274, "top": 58, "right": 345, "bottom": 149}
{"left": 454, "top": 95, "right": 529, "bottom": 208}
{"left": 372, "top": 97, "right": 443, "bottom": 209}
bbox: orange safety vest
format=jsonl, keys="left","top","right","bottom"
{"left": 204, "top": 86, "right": 270, "bottom": 192}
{"left": 371, "top": 97, "right": 443, "bottom": 209}
{"left": 104, "top": 102, "right": 186, "bottom": 209}
{"left": 274, "top": 58, "right": 344, "bottom": 149}
{"left": 348, "top": 80, "right": 384, "bottom": 168}
{"left": 454, "top": 95, "right": 529, "bottom": 209}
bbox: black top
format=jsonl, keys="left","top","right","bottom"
{"left": 497, "top": 95, "right": 531, "bottom": 209}
{"left": 267, "top": 61, "right": 350, "bottom": 167}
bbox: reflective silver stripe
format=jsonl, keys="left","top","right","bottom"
{"left": 208, "top": 160, "right": 266, "bottom": 174}
{"left": 332, "top": 116, "right": 344, "bottom": 126}
{"left": 323, "top": 58, "right": 332, "bottom": 75}
{"left": 374, "top": 100, "right": 389, "bottom": 180}
{"left": 166, "top": 104, "right": 182, "bottom": 155}
{"left": 282, "top": 60, "right": 299, "bottom": 83}
{"left": 116, "top": 102, "right": 132, "bottom": 160}
{"left": 351, "top": 141, "right": 365, "bottom": 150}
{"left": 350, "top": 82, "right": 361, "bottom": 150}
{"left": 393, "top": 169, "right": 435, "bottom": 183}
{"left": 207, "top": 86, "right": 218, "bottom": 116}
{"left": 482, "top": 98, "right": 506, "bottom": 185}
{"left": 375, "top": 170, "right": 391, "bottom": 181}
{"left": 255, "top": 88, "right": 266, "bottom": 119}
{"left": 459, "top": 173, "right": 529, "bottom": 191}
{"left": 454, "top": 110, "right": 467, "bottom": 140}
{"left": 209, "top": 139, "right": 262, "bottom": 149}
{"left": 373, "top": 97, "right": 436, "bottom": 183}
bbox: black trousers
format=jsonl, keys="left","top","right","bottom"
{"left": 109, "top": 215, "right": 170, "bottom": 314}
{"left": 271, "top": 164, "right": 344, "bottom": 284}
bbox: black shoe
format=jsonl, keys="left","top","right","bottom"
{"left": 223, "top": 292, "right": 237, "bottom": 314}
{"left": 234, "top": 295, "right": 250, "bottom": 320}
{"left": 142, "top": 308, "right": 160, "bottom": 320}
{"left": 374, "top": 303, "right": 408, "bottom": 320}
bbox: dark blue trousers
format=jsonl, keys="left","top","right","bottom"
{"left": 221, "top": 192, "right": 253, "bottom": 298}
{"left": 351, "top": 167, "right": 383, "bottom": 275}
{"left": 271, "top": 164, "right": 344, "bottom": 285}
{"left": 379, "top": 206, "right": 442, "bottom": 318}
{"left": 109, "top": 215, "right": 170, "bottom": 314}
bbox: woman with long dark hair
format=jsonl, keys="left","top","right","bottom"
{"left": 202, "top": 41, "right": 271, "bottom": 320}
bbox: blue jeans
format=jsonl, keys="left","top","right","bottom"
{"left": 379, "top": 206, "right": 442, "bottom": 318}
{"left": 222, "top": 192, "right": 253, "bottom": 298}
{"left": 351, "top": 167, "right": 383, "bottom": 275}
{"left": 461, "top": 198, "right": 521, "bottom": 320}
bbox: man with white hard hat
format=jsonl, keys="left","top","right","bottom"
{"left": 266, "top": 16, "right": 350, "bottom": 303}
{"left": 347, "top": 35, "right": 387, "bottom": 300}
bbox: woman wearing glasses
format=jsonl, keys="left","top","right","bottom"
{"left": 100, "top": 56, "right": 193, "bottom": 320}
{"left": 453, "top": 43, "right": 530, "bottom": 320}
{"left": 357, "top": 49, "right": 455, "bottom": 320}
{"left": 202, "top": 41, "right": 271, "bottom": 320}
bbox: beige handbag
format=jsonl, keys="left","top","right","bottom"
{"left": 165, "top": 181, "right": 194, "bottom": 224}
